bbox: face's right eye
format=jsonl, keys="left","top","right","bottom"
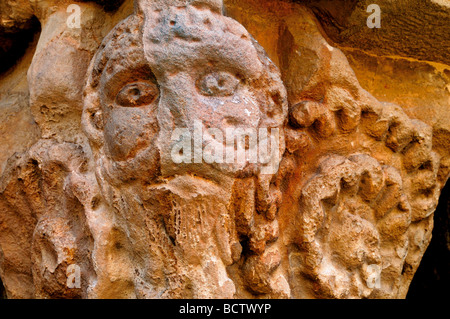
{"left": 115, "top": 82, "right": 159, "bottom": 107}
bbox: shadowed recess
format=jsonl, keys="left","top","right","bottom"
{"left": 407, "top": 180, "right": 450, "bottom": 299}
{"left": 0, "top": 16, "right": 40, "bottom": 75}
{"left": 0, "top": 277, "right": 6, "bottom": 299}
{"left": 76, "top": 0, "right": 127, "bottom": 11}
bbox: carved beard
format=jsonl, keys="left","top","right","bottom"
{"left": 99, "top": 169, "right": 241, "bottom": 298}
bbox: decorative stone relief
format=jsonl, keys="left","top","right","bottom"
{"left": 0, "top": 0, "right": 448, "bottom": 299}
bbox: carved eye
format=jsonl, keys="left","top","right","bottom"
{"left": 115, "top": 82, "right": 159, "bottom": 107}
{"left": 198, "top": 72, "right": 240, "bottom": 97}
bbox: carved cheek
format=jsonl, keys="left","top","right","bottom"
{"left": 194, "top": 91, "right": 261, "bottom": 130}
{"left": 103, "top": 107, "right": 159, "bottom": 161}
{"left": 192, "top": 71, "right": 261, "bottom": 129}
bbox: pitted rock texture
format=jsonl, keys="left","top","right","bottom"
{"left": 0, "top": 0, "right": 448, "bottom": 299}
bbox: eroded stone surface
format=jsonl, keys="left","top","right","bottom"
{"left": 0, "top": 0, "right": 448, "bottom": 299}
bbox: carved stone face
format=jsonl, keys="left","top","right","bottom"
{"left": 82, "top": 3, "right": 288, "bottom": 298}
{"left": 83, "top": 4, "right": 287, "bottom": 186}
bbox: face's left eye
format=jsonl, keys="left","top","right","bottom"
{"left": 198, "top": 72, "right": 240, "bottom": 97}
{"left": 115, "top": 82, "right": 159, "bottom": 107}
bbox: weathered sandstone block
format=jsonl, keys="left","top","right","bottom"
{"left": 0, "top": 0, "right": 448, "bottom": 299}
